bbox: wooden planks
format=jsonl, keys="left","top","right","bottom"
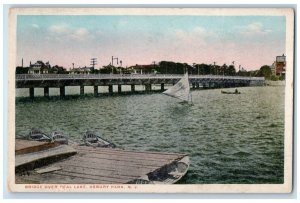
{"left": 35, "top": 166, "right": 62, "bottom": 174}
{"left": 16, "top": 145, "right": 77, "bottom": 167}
{"left": 15, "top": 139, "right": 59, "bottom": 155}
{"left": 16, "top": 145, "right": 187, "bottom": 184}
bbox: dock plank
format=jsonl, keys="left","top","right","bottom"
{"left": 61, "top": 155, "right": 177, "bottom": 168}
{"left": 75, "top": 145, "right": 187, "bottom": 157}
{"left": 57, "top": 160, "right": 159, "bottom": 175}
{"left": 54, "top": 164, "right": 144, "bottom": 178}
{"left": 75, "top": 148, "right": 185, "bottom": 162}
{"left": 16, "top": 145, "right": 77, "bottom": 167}
{"left": 53, "top": 169, "right": 133, "bottom": 183}
{"left": 54, "top": 165, "right": 157, "bottom": 179}
{"left": 16, "top": 139, "right": 59, "bottom": 155}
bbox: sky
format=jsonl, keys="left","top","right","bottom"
{"left": 16, "top": 15, "right": 286, "bottom": 71}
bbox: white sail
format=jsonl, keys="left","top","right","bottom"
{"left": 163, "top": 72, "right": 191, "bottom": 102}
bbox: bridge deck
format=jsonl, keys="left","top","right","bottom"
{"left": 16, "top": 74, "right": 265, "bottom": 81}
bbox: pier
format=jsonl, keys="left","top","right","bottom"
{"left": 16, "top": 74, "right": 265, "bottom": 98}
{"left": 15, "top": 139, "right": 188, "bottom": 184}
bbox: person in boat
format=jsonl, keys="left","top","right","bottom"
{"left": 235, "top": 89, "right": 238, "bottom": 94}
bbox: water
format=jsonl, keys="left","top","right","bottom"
{"left": 15, "top": 85, "right": 285, "bottom": 184}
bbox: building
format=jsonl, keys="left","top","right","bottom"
{"left": 51, "top": 65, "right": 66, "bottom": 74}
{"left": 28, "top": 61, "right": 51, "bottom": 74}
{"left": 128, "top": 64, "right": 157, "bottom": 74}
{"left": 69, "top": 66, "right": 94, "bottom": 74}
{"left": 274, "top": 54, "right": 286, "bottom": 77}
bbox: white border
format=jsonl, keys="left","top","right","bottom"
{"left": 6, "top": 7, "right": 294, "bottom": 194}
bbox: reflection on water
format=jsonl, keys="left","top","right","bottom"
{"left": 15, "top": 85, "right": 285, "bottom": 184}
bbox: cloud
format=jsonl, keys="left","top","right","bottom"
{"left": 47, "top": 24, "right": 93, "bottom": 41}
{"left": 31, "top": 24, "right": 39, "bottom": 29}
{"left": 239, "top": 22, "right": 272, "bottom": 36}
{"left": 49, "top": 23, "right": 70, "bottom": 34}
{"left": 173, "top": 26, "right": 217, "bottom": 47}
{"left": 70, "top": 28, "right": 92, "bottom": 41}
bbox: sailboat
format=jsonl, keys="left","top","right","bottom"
{"left": 162, "top": 72, "right": 192, "bottom": 104}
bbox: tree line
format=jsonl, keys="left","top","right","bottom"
{"left": 16, "top": 60, "right": 278, "bottom": 80}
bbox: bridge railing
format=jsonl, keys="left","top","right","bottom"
{"left": 15, "top": 74, "right": 265, "bottom": 81}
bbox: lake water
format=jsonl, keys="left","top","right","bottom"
{"left": 15, "top": 85, "right": 285, "bottom": 184}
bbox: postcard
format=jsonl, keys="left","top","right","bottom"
{"left": 8, "top": 7, "right": 294, "bottom": 193}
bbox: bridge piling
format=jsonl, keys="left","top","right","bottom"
{"left": 131, "top": 84, "right": 135, "bottom": 92}
{"left": 108, "top": 85, "right": 113, "bottom": 94}
{"left": 44, "top": 87, "right": 49, "bottom": 98}
{"left": 80, "top": 85, "right": 84, "bottom": 96}
{"left": 29, "top": 88, "right": 34, "bottom": 99}
{"left": 60, "top": 86, "right": 65, "bottom": 98}
{"left": 145, "top": 84, "right": 152, "bottom": 92}
{"left": 94, "top": 86, "right": 98, "bottom": 97}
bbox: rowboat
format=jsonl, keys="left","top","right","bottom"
{"left": 83, "top": 130, "right": 116, "bottom": 148}
{"left": 51, "top": 131, "right": 68, "bottom": 145}
{"left": 130, "top": 155, "right": 190, "bottom": 184}
{"left": 27, "top": 128, "right": 52, "bottom": 142}
{"left": 221, "top": 89, "right": 241, "bottom": 94}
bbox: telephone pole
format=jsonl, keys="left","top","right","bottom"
{"left": 90, "top": 58, "right": 97, "bottom": 69}
{"left": 112, "top": 56, "right": 118, "bottom": 66}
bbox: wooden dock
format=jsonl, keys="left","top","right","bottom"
{"left": 15, "top": 140, "right": 188, "bottom": 184}
{"left": 16, "top": 139, "right": 59, "bottom": 155}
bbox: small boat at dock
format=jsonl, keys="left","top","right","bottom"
{"left": 131, "top": 155, "right": 190, "bottom": 184}
{"left": 51, "top": 131, "right": 69, "bottom": 145}
{"left": 83, "top": 130, "right": 116, "bottom": 148}
{"left": 27, "top": 128, "right": 52, "bottom": 142}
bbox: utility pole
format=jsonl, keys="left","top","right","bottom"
{"left": 90, "top": 58, "right": 97, "bottom": 69}
{"left": 152, "top": 61, "right": 156, "bottom": 74}
{"left": 213, "top": 62, "right": 216, "bottom": 75}
{"left": 112, "top": 56, "right": 118, "bottom": 66}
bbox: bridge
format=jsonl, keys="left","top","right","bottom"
{"left": 16, "top": 74, "right": 265, "bottom": 98}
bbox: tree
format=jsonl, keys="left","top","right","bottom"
{"left": 226, "top": 65, "right": 236, "bottom": 76}
{"left": 16, "top": 66, "right": 29, "bottom": 74}
{"left": 257, "top": 65, "right": 272, "bottom": 79}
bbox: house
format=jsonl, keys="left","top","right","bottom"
{"left": 51, "top": 65, "right": 66, "bottom": 74}
{"left": 274, "top": 54, "right": 286, "bottom": 77}
{"left": 69, "top": 66, "right": 94, "bottom": 74}
{"left": 28, "top": 61, "right": 51, "bottom": 74}
{"left": 128, "top": 64, "right": 157, "bottom": 74}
